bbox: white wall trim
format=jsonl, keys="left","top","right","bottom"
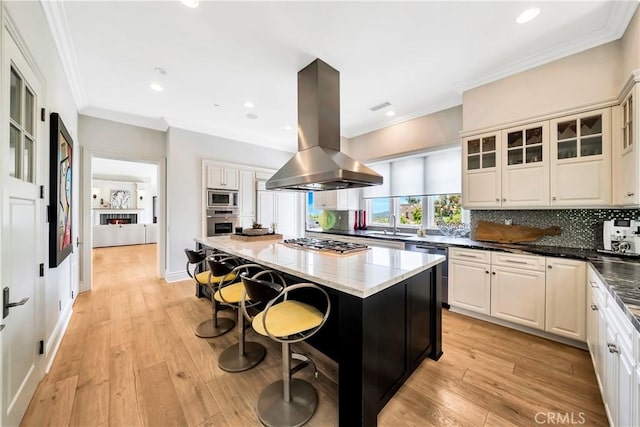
{"left": 460, "top": 99, "right": 619, "bottom": 138}
{"left": 453, "top": 2, "right": 639, "bottom": 94}
{"left": 2, "top": 5, "right": 46, "bottom": 86}
{"left": 618, "top": 69, "right": 640, "bottom": 102}
{"left": 39, "top": 0, "right": 86, "bottom": 109}
{"left": 165, "top": 271, "right": 189, "bottom": 283}
{"left": 80, "top": 106, "right": 168, "bottom": 132}
{"left": 44, "top": 303, "right": 73, "bottom": 373}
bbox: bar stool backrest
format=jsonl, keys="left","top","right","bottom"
{"left": 241, "top": 275, "right": 284, "bottom": 304}
{"left": 185, "top": 249, "right": 206, "bottom": 265}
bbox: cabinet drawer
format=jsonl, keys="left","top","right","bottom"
{"left": 449, "top": 247, "right": 491, "bottom": 263}
{"left": 491, "top": 252, "right": 545, "bottom": 271}
{"left": 605, "top": 294, "right": 634, "bottom": 355}
{"left": 587, "top": 265, "right": 607, "bottom": 304}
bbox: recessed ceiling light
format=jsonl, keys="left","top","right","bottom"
{"left": 516, "top": 8, "right": 540, "bottom": 24}
{"left": 149, "top": 82, "right": 164, "bottom": 92}
{"left": 386, "top": 111, "right": 396, "bottom": 117}
{"left": 154, "top": 67, "right": 167, "bottom": 75}
{"left": 244, "top": 101, "right": 255, "bottom": 108}
{"left": 284, "top": 125, "right": 293, "bottom": 131}
{"left": 180, "top": 0, "right": 199, "bottom": 8}
{"left": 246, "top": 113, "right": 258, "bottom": 120}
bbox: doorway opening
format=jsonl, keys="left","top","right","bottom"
{"left": 82, "top": 153, "right": 165, "bottom": 292}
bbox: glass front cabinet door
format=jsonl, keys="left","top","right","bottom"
{"left": 614, "top": 86, "right": 638, "bottom": 206}
{"left": 501, "top": 121, "right": 549, "bottom": 207}
{"left": 462, "top": 132, "right": 502, "bottom": 208}
{"left": 550, "top": 108, "right": 611, "bottom": 207}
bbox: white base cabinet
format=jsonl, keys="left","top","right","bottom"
{"left": 545, "top": 258, "right": 586, "bottom": 341}
{"left": 449, "top": 248, "right": 491, "bottom": 315}
{"left": 93, "top": 224, "right": 146, "bottom": 247}
{"left": 491, "top": 265, "right": 545, "bottom": 330}
{"left": 586, "top": 265, "right": 638, "bottom": 427}
{"left": 449, "top": 248, "right": 585, "bottom": 341}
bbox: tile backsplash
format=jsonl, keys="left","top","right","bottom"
{"left": 470, "top": 209, "right": 640, "bottom": 249}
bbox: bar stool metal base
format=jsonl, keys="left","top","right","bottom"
{"left": 194, "top": 317, "right": 234, "bottom": 338}
{"left": 218, "top": 342, "right": 266, "bottom": 372}
{"left": 257, "top": 379, "right": 317, "bottom": 427}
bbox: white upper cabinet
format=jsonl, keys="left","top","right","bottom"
{"left": 613, "top": 84, "right": 639, "bottom": 206}
{"left": 501, "top": 121, "right": 550, "bottom": 207}
{"left": 207, "top": 165, "right": 239, "bottom": 190}
{"left": 462, "top": 132, "right": 502, "bottom": 208}
{"left": 312, "top": 189, "right": 360, "bottom": 210}
{"left": 239, "top": 170, "right": 255, "bottom": 218}
{"left": 550, "top": 108, "right": 611, "bottom": 207}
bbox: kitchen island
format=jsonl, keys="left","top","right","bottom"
{"left": 195, "top": 236, "right": 445, "bottom": 426}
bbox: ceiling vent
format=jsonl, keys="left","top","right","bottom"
{"left": 369, "top": 101, "right": 391, "bottom": 112}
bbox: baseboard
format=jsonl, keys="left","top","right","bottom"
{"left": 165, "top": 270, "right": 189, "bottom": 283}
{"left": 44, "top": 302, "right": 73, "bottom": 373}
{"left": 449, "top": 306, "right": 588, "bottom": 350}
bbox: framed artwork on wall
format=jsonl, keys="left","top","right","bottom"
{"left": 49, "top": 112, "right": 73, "bottom": 268}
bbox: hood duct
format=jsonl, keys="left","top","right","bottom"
{"left": 266, "top": 59, "right": 383, "bottom": 191}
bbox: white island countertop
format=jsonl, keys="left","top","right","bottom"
{"left": 195, "top": 236, "right": 445, "bottom": 298}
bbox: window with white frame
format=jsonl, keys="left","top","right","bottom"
{"left": 367, "top": 194, "right": 465, "bottom": 229}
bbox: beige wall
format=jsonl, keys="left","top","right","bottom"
{"left": 462, "top": 41, "right": 623, "bottom": 132}
{"left": 622, "top": 7, "right": 640, "bottom": 82}
{"left": 344, "top": 105, "right": 462, "bottom": 162}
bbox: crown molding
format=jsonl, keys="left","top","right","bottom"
{"left": 80, "top": 106, "right": 169, "bottom": 132}
{"left": 618, "top": 70, "right": 640, "bottom": 101}
{"left": 453, "top": 1, "right": 639, "bottom": 94}
{"left": 40, "top": 0, "right": 86, "bottom": 109}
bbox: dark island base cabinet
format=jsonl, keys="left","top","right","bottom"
{"left": 194, "top": 243, "right": 442, "bottom": 426}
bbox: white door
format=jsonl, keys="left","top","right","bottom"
{"left": 490, "top": 266, "right": 545, "bottom": 330}
{"left": 461, "top": 133, "right": 502, "bottom": 208}
{"left": 1, "top": 31, "right": 44, "bottom": 426}
{"left": 448, "top": 260, "right": 491, "bottom": 315}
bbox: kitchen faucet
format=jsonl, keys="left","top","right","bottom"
{"left": 389, "top": 214, "right": 397, "bottom": 234}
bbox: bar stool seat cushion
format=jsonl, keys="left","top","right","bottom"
{"left": 214, "top": 282, "right": 247, "bottom": 304}
{"left": 195, "top": 271, "right": 236, "bottom": 285}
{"left": 252, "top": 301, "right": 323, "bottom": 338}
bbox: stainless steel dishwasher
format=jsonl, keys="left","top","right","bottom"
{"left": 405, "top": 242, "right": 449, "bottom": 308}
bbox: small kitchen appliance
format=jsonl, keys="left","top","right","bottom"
{"left": 207, "top": 189, "right": 238, "bottom": 209}
{"left": 602, "top": 219, "right": 640, "bottom": 255}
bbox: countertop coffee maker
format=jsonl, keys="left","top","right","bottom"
{"left": 603, "top": 219, "right": 640, "bottom": 255}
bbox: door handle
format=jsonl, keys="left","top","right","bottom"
{"left": 0, "top": 324, "right": 4, "bottom": 332}
{"left": 3, "top": 287, "right": 29, "bottom": 319}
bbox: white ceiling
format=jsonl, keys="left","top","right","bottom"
{"left": 92, "top": 157, "right": 158, "bottom": 187}
{"left": 48, "top": 1, "right": 638, "bottom": 152}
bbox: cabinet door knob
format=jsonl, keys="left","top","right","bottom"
{"left": 495, "top": 198, "right": 500, "bottom": 202}
{"left": 547, "top": 265, "right": 552, "bottom": 269}
{"left": 485, "top": 270, "right": 489, "bottom": 274}
{"left": 590, "top": 304, "right": 598, "bottom": 311}
{"left": 627, "top": 192, "right": 635, "bottom": 197}
{"left": 502, "top": 198, "right": 506, "bottom": 202}
{"left": 491, "top": 271, "right": 496, "bottom": 275}
{"left": 607, "top": 343, "right": 619, "bottom": 354}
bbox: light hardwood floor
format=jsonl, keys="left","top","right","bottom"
{"left": 21, "top": 244, "right": 607, "bottom": 426}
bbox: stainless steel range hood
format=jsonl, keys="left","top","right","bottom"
{"left": 266, "top": 59, "right": 383, "bottom": 191}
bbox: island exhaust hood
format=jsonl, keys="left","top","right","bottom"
{"left": 266, "top": 59, "right": 383, "bottom": 191}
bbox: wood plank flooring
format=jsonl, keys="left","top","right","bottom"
{"left": 21, "top": 244, "right": 607, "bottom": 426}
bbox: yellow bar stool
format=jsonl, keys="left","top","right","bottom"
{"left": 211, "top": 258, "right": 270, "bottom": 372}
{"left": 185, "top": 249, "right": 235, "bottom": 338}
{"left": 241, "top": 274, "right": 331, "bottom": 427}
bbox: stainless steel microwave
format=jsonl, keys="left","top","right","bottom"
{"left": 207, "top": 189, "right": 238, "bottom": 208}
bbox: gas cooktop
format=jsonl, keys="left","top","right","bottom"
{"left": 283, "top": 238, "right": 369, "bottom": 255}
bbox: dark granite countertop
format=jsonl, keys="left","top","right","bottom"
{"left": 307, "top": 228, "right": 640, "bottom": 333}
